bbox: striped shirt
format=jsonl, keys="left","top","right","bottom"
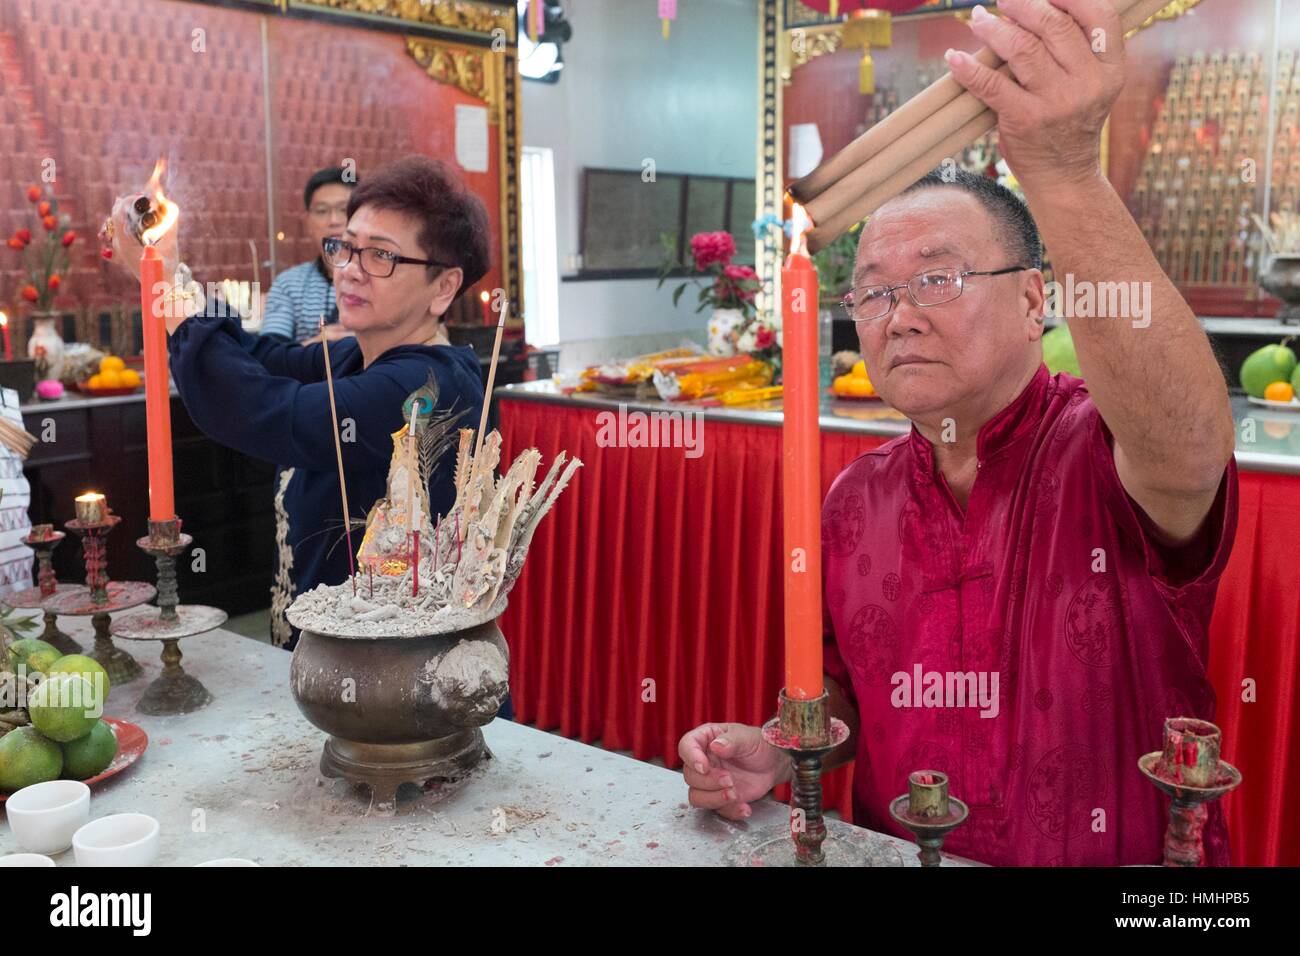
{"left": 259, "top": 259, "right": 337, "bottom": 342}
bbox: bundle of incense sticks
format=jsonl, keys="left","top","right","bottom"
{"left": 792, "top": 0, "right": 1188, "bottom": 252}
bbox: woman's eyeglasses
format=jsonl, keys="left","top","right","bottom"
{"left": 842, "top": 265, "right": 1031, "bottom": 322}
{"left": 322, "top": 237, "right": 453, "bottom": 279}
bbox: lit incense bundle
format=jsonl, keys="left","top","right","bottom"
{"left": 792, "top": 0, "right": 1189, "bottom": 251}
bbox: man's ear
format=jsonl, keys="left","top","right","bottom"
{"left": 1022, "top": 268, "right": 1046, "bottom": 342}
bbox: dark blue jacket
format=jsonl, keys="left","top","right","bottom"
{"left": 167, "top": 307, "right": 483, "bottom": 645}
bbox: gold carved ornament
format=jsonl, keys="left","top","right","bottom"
{"left": 406, "top": 36, "right": 501, "bottom": 123}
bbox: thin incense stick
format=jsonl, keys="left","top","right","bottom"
{"left": 472, "top": 297, "right": 509, "bottom": 466}
{"left": 320, "top": 315, "right": 356, "bottom": 594}
{"left": 407, "top": 400, "right": 418, "bottom": 596}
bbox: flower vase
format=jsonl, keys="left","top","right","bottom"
{"left": 26, "top": 313, "right": 65, "bottom": 382}
{"left": 707, "top": 308, "right": 743, "bottom": 356}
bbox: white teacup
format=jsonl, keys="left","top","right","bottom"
{"left": 4, "top": 780, "right": 91, "bottom": 855}
{"left": 72, "top": 813, "right": 159, "bottom": 867}
{"left": 195, "top": 858, "right": 259, "bottom": 867}
{"left": 0, "top": 853, "right": 56, "bottom": 867}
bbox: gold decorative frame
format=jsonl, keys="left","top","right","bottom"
{"left": 756, "top": 0, "right": 784, "bottom": 313}
{"left": 288, "top": 0, "right": 516, "bottom": 41}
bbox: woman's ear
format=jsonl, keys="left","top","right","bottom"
{"left": 426, "top": 266, "right": 465, "bottom": 321}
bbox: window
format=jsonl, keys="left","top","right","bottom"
{"left": 521, "top": 146, "right": 560, "bottom": 346}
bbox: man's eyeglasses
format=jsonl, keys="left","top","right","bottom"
{"left": 841, "top": 266, "right": 1032, "bottom": 322}
{"left": 309, "top": 202, "right": 349, "bottom": 220}
{"left": 322, "top": 237, "right": 452, "bottom": 279}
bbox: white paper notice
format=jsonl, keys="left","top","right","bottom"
{"left": 788, "top": 123, "right": 823, "bottom": 180}
{"left": 455, "top": 104, "right": 489, "bottom": 173}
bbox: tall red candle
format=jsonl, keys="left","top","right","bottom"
{"left": 781, "top": 202, "right": 824, "bottom": 701}
{"left": 140, "top": 244, "right": 175, "bottom": 522}
{"left": 480, "top": 289, "right": 492, "bottom": 327}
{"left": 0, "top": 312, "right": 11, "bottom": 361}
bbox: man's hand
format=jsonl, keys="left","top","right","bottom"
{"left": 946, "top": 0, "right": 1125, "bottom": 187}
{"left": 678, "top": 722, "right": 790, "bottom": 821}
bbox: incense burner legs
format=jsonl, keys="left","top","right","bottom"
{"left": 290, "top": 618, "right": 509, "bottom": 814}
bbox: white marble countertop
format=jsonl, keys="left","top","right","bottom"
{"left": 1, "top": 618, "right": 953, "bottom": 867}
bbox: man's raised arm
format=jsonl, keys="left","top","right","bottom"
{"left": 948, "top": 0, "right": 1234, "bottom": 541}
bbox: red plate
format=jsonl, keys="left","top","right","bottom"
{"left": 828, "top": 389, "right": 883, "bottom": 402}
{"left": 74, "top": 382, "right": 143, "bottom": 397}
{"left": 0, "top": 716, "right": 148, "bottom": 802}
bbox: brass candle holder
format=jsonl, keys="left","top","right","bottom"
{"left": 724, "top": 689, "right": 901, "bottom": 867}
{"left": 8, "top": 526, "right": 81, "bottom": 655}
{"left": 47, "top": 514, "right": 155, "bottom": 687}
{"left": 888, "top": 769, "right": 969, "bottom": 867}
{"left": 110, "top": 518, "right": 224, "bottom": 716}
{"left": 1138, "top": 717, "right": 1241, "bottom": 867}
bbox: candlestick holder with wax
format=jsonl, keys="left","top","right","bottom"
{"left": 723, "top": 689, "right": 901, "bottom": 867}
{"left": 1139, "top": 717, "right": 1241, "bottom": 867}
{"left": 888, "top": 769, "right": 969, "bottom": 867}
{"left": 111, "top": 519, "right": 225, "bottom": 716}
{"left": 7, "top": 525, "right": 81, "bottom": 655}
{"left": 45, "top": 504, "right": 155, "bottom": 688}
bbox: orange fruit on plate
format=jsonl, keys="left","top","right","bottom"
{"left": 119, "top": 369, "right": 141, "bottom": 387}
{"left": 846, "top": 377, "right": 875, "bottom": 397}
{"left": 99, "top": 370, "right": 123, "bottom": 389}
{"left": 99, "top": 355, "right": 125, "bottom": 374}
{"left": 1264, "top": 381, "right": 1295, "bottom": 403}
{"left": 87, "top": 374, "right": 103, "bottom": 389}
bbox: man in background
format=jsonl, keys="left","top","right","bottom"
{"left": 259, "top": 166, "right": 357, "bottom": 344}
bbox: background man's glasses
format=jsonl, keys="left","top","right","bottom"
{"left": 322, "top": 237, "right": 451, "bottom": 279}
{"left": 309, "top": 203, "right": 349, "bottom": 220}
{"left": 842, "top": 265, "right": 1031, "bottom": 322}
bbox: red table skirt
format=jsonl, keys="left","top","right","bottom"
{"left": 499, "top": 397, "right": 1300, "bottom": 866}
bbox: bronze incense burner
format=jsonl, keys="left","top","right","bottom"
{"left": 289, "top": 615, "right": 509, "bottom": 814}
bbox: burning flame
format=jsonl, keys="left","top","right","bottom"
{"left": 141, "top": 158, "right": 180, "bottom": 246}
{"left": 0, "top": 312, "right": 8, "bottom": 329}
{"left": 788, "top": 200, "right": 813, "bottom": 257}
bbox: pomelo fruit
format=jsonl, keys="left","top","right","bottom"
{"left": 27, "top": 672, "right": 101, "bottom": 742}
{"left": 1291, "top": 361, "right": 1300, "bottom": 395}
{"left": 1240, "top": 343, "right": 1297, "bottom": 398}
{"left": 48, "top": 654, "right": 111, "bottom": 700}
{"left": 61, "top": 720, "right": 117, "bottom": 780}
{"left": 3, "top": 638, "right": 61, "bottom": 675}
{"left": 0, "top": 726, "right": 63, "bottom": 792}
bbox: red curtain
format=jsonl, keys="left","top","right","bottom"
{"left": 499, "top": 398, "right": 1298, "bottom": 865}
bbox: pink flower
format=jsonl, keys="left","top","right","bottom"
{"left": 690, "top": 231, "right": 736, "bottom": 270}
{"left": 722, "top": 264, "right": 760, "bottom": 302}
{"left": 755, "top": 326, "right": 775, "bottom": 350}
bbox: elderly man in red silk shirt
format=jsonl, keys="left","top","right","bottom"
{"left": 678, "top": 0, "right": 1238, "bottom": 866}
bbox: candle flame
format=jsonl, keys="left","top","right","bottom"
{"left": 0, "top": 312, "right": 7, "bottom": 328}
{"left": 480, "top": 290, "right": 490, "bottom": 303}
{"left": 76, "top": 491, "right": 104, "bottom": 501}
{"left": 789, "top": 201, "right": 813, "bottom": 257}
{"left": 141, "top": 158, "right": 180, "bottom": 246}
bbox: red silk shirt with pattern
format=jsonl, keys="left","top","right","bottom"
{"left": 821, "top": 365, "right": 1236, "bottom": 866}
